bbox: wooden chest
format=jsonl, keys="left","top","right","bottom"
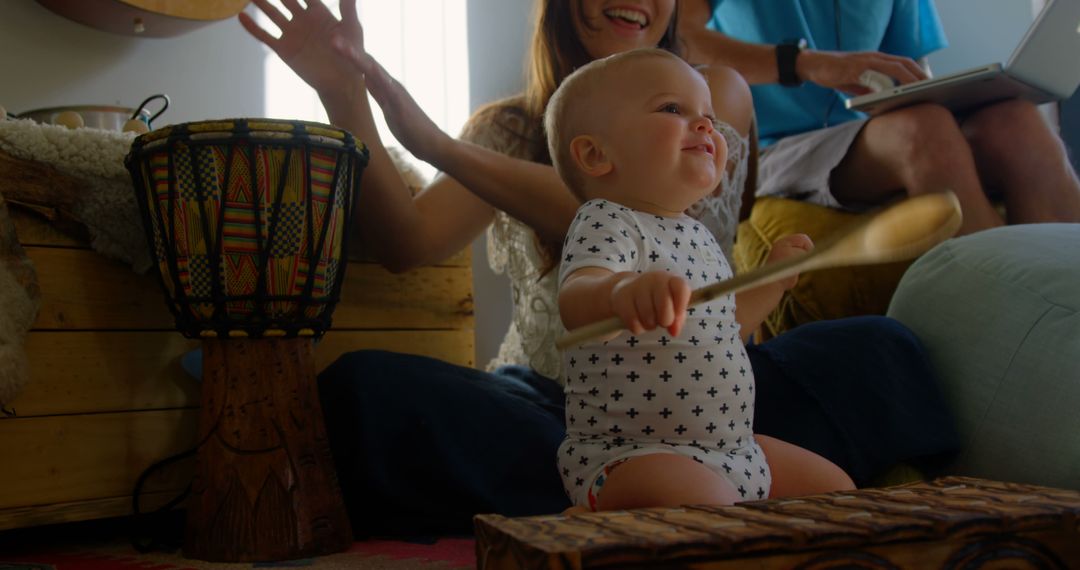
{"left": 0, "top": 150, "right": 475, "bottom": 530}
{"left": 475, "top": 477, "right": 1080, "bottom": 569}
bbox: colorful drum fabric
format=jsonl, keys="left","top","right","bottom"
{"left": 126, "top": 119, "right": 368, "bottom": 339}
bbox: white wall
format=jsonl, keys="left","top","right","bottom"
{"left": 0, "top": 2, "right": 266, "bottom": 124}
{"left": 466, "top": 0, "right": 532, "bottom": 370}
{"left": 927, "top": 0, "right": 1036, "bottom": 75}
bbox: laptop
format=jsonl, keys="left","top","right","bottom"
{"left": 846, "top": 0, "right": 1080, "bottom": 115}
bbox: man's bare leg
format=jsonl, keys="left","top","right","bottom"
{"left": 830, "top": 103, "right": 1003, "bottom": 234}
{"left": 962, "top": 99, "right": 1080, "bottom": 224}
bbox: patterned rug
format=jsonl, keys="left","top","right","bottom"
{"left": 0, "top": 518, "right": 474, "bottom": 570}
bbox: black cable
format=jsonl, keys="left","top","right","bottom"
{"left": 129, "top": 447, "right": 197, "bottom": 553}
{"left": 129, "top": 420, "right": 218, "bottom": 553}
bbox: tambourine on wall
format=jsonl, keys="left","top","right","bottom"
{"left": 35, "top": 0, "right": 250, "bottom": 37}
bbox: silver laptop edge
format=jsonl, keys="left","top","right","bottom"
{"left": 846, "top": 0, "right": 1080, "bottom": 114}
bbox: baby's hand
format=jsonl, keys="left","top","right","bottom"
{"left": 767, "top": 233, "right": 814, "bottom": 291}
{"left": 610, "top": 271, "right": 691, "bottom": 337}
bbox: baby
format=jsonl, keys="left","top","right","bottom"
{"left": 548, "top": 48, "right": 854, "bottom": 511}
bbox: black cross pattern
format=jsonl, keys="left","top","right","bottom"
{"left": 558, "top": 200, "right": 761, "bottom": 494}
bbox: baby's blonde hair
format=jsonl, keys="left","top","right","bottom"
{"left": 544, "top": 48, "right": 685, "bottom": 200}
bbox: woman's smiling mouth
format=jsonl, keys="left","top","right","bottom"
{"left": 604, "top": 7, "right": 649, "bottom": 30}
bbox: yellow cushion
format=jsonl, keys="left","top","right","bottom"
{"left": 734, "top": 198, "right": 912, "bottom": 341}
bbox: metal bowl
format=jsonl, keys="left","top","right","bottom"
{"left": 16, "top": 94, "right": 169, "bottom": 131}
{"left": 17, "top": 105, "right": 151, "bottom": 131}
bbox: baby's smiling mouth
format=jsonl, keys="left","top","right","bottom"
{"left": 684, "top": 142, "right": 715, "bottom": 156}
{"left": 604, "top": 7, "right": 649, "bottom": 29}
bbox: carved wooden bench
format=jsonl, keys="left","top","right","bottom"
{"left": 475, "top": 477, "right": 1080, "bottom": 569}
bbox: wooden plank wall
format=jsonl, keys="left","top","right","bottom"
{"left": 0, "top": 206, "right": 475, "bottom": 530}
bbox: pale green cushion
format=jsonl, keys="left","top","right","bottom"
{"left": 887, "top": 224, "right": 1080, "bottom": 490}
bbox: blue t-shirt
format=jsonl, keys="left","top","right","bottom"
{"left": 707, "top": 0, "right": 948, "bottom": 145}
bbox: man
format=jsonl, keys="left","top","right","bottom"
{"left": 680, "top": 0, "right": 1080, "bottom": 234}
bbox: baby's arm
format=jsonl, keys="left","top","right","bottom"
{"left": 734, "top": 234, "right": 813, "bottom": 342}
{"left": 560, "top": 268, "right": 692, "bottom": 337}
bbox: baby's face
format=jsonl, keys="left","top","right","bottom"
{"left": 593, "top": 56, "right": 727, "bottom": 215}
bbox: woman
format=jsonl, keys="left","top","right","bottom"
{"left": 240, "top": 0, "right": 958, "bottom": 535}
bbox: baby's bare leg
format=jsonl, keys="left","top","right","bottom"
{"left": 757, "top": 434, "right": 855, "bottom": 498}
{"left": 594, "top": 453, "right": 740, "bottom": 511}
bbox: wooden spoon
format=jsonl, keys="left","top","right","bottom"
{"left": 556, "top": 190, "right": 962, "bottom": 349}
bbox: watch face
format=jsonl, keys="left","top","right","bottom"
{"left": 778, "top": 40, "right": 805, "bottom": 87}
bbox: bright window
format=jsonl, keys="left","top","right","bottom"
{"left": 258, "top": 0, "right": 470, "bottom": 179}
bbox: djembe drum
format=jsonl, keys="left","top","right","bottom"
{"left": 126, "top": 119, "right": 368, "bottom": 562}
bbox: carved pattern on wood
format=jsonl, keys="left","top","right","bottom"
{"left": 184, "top": 338, "right": 352, "bottom": 562}
{"left": 475, "top": 477, "right": 1080, "bottom": 569}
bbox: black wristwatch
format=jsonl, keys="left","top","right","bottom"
{"left": 776, "top": 38, "right": 808, "bottom": 87}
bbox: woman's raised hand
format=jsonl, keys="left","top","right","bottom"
{"left": 239, "top": 0, "right": 364, "bottom": 99}
{"left": 330, "top": 34, "right": 452, "bottom": 166}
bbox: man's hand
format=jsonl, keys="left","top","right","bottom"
{"left": 797, "top": 50, "right": 928, "bottom": 95}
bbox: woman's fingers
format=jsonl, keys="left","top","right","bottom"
{"left": 237, "top": 11, "right": 279, "bottom": 50}
{"left": 303, "top": 0, "right": 335, "bottom": 20}
{"left": 251, "top": 0, "right": 290, "bottom": 30}
{"left": 279, "top": 0, "right": 303, "bottom": 16}
{"left": 340, "top": 0, "right": 360, "bottom": 26}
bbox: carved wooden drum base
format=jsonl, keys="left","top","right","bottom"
{"left": 184, "top": 338, "right": 352, "bottom": 562}
{"left": 476, "top": 477, "right": 1080, "bottom": 569}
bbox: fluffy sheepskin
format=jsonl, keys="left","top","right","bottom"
{"left": 0, "top": 119, "right": 146, "bottom": 411}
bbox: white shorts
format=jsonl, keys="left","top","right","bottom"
{"left": 756, "top": 119, "right": 869, "bottom": 210}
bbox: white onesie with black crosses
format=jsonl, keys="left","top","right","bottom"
{"left": 557, "top": 198, "right": 771, "bottom": 507}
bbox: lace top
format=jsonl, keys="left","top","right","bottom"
{"left": 459, "top": 98, "right": 749, "bottom": 382}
